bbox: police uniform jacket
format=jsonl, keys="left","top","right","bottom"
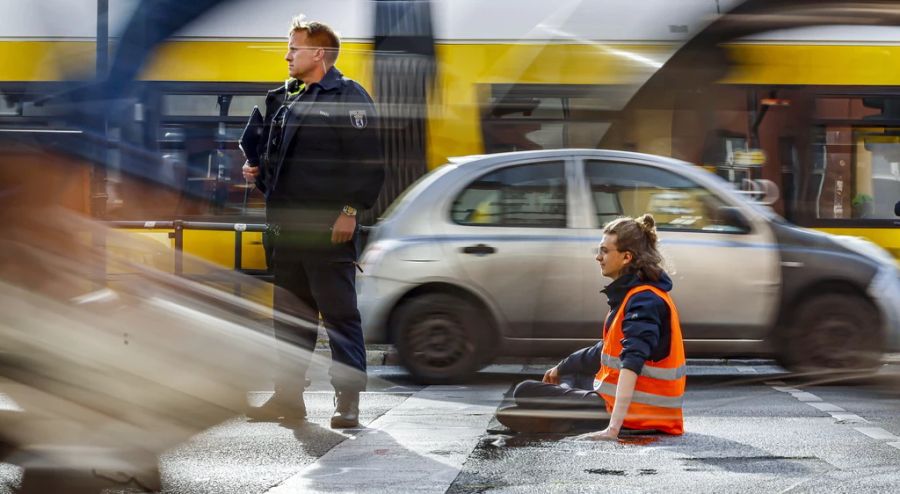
{"left": 254, "top": 67, "right": 384, "bottom": 246}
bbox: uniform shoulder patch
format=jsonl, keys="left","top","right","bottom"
{"left": 349, "top": 110, "right": 368, "bottom": 129}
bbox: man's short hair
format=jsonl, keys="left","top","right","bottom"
{"left": 289, "top": 15, "right": 340, "bottom": 66}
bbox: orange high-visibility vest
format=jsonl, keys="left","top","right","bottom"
{"left": 593, "top": 285, "right": 686, "bottom": 435}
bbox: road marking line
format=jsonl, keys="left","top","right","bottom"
{"left": 790, "top": 391, "right": 822, "bottom": 402}
{"left": 853, "top": 427, "right": 899, "bottom": 441}
{"left": 736, "top": 366, "right": 758, "bottom": 373}
{"left": 771, "top": 386, "right": 796, "bottom": 393}
{"left": 886, "top": 442, "right": 900, "bottom": 450}
{"left": 806, "top": 402, "right": 845, "bottom": 412}
{"left": 829, "top": 413, "right": 868, "bottom": 424}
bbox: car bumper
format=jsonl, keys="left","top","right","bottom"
{"left": 357, "top": 274, "right": 413, "bottom": 344}
{"left": 869, "top": 266, "right": 900, "bottom": 352}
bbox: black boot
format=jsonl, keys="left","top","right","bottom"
{"left": 330, "top": 391, "right": 360, "bottom": 429}
{"left": 247, "top": 387, "right": 306, "bottom": 421}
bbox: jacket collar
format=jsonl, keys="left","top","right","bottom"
{"left": 601, "top": 271, "right": 673, "bottom": 308}
{"left": 312, "top": 66, "right": 343, "bottom": 92}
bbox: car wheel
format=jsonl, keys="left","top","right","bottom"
{"left": 392, "top": 293, "right": 490, "bottom": 384}
{"left": 778, "top": 293, "right": 883, "bottom": 372}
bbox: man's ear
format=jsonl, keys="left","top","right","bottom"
{"left": 622, "top": 251, "right": 633, "bottom": 264}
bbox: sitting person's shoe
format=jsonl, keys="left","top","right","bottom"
{"left": 495, "top": 406, "right": 574, "bottom": 434}
{"left": 247, "top": 393, "right": 306, "bottom": 421}
{"left": 330, "top": 391, "right": 360, "bottom": 429}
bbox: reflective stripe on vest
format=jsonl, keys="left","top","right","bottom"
{"left": 595, "top": 381, "right": 684, "bottom": 409}
{"left": 600, "top": 353, "right": 687, "bottom": 381}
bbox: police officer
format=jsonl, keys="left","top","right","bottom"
{"left": 242, "top": 16, "right": 384, "bottom": 428}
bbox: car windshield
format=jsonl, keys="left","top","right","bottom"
{"left": 379, "top": 164, "right": 456, "bottom": 221}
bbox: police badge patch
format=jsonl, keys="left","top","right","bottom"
{"left": 349, "top": 110, "right": 367, "bottom": 129}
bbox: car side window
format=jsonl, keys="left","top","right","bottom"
{"left": 585, "top": 160, "right": 749, "bottom": 233}
{"left": 451, "top": 161, "right": 567, "bottom": 228}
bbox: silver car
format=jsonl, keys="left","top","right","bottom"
{"left": 357, "top": 149, "right": 900, "bottom": 382}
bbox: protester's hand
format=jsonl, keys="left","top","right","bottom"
{"left": 242, "top": 161, "right": 259, "bottom": 181}
{"left": 543, "top": 366, "right": 560, "bottom": 385}
{"left": 331, "top": 212, "right": 357, "bottom": 244}
{"left": 574, "top": 426, "right": 619, "bottom": 441}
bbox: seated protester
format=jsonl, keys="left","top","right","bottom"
{"left": 496, "top": 214, "right": 686, "bottom": 439}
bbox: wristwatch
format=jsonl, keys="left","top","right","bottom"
{"left": 341, "top": 205, "right": 358, "bottom": 217}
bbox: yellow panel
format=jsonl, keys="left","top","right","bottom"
{"left": 0, "top": 41, "right": 95, "bottom": 80}
{"left": 140, "top": 41, "right": 374, "bottom": 86}
{"left": 724, "top": 44, "right": 900, "bottom": 86}
{"left": 181, "top": 230, "right": 235, "bottom": 270}
{"left": 0, "top": 40, "right": 374, "bottom": 85}
{"left": 815, "top": 227, "right": 900, "bottom": 265}
{"left": 240, "top": 231, "right": 268, "bottom": 270}
{"left": 426, "top": 43, "right": 672, "bottom": 168}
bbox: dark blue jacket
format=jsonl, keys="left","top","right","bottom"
{"left": 557, "top": 272, "right": 674, "bottom": 376}
{"left": 255, "top": 67, "right": 385, "bottom": 234}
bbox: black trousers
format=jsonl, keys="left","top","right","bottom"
{"left": 271, "top": 238, "right": 366, "bottom": 393}
{"left": 497, "top": 372, "right": 609, "bottom": 432}
{"left": 513, "top": 372, "right": 605, "bottom": 410}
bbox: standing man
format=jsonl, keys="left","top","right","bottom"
{"left": 242, "top": 16, "right": 384, "bottom": 428}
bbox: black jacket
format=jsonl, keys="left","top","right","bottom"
{"left": 557, "top": 272, "right": 674, "bottom": 376}
{"left": 255, "top": 67, "right": 385, "bottom": 233}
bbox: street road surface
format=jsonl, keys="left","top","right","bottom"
{"left": 3, "top": 361, "right": 900, "bottom": 493}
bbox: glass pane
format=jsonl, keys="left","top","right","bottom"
{"left": 162, "top": 94, "right": 221, "bottom": 116}
{"left": 586, "top": 161, "right": 747, "bottom": 232}
{"left": 0, "top": 93, "right": 20, "bottom": 116}
{"left": 452, "top": 161, "right": 567, "bottom": 228}
{"left": 483, "top": 122, "right": 564, "bottom": 153}
{"left": 567, "top": 122, "right": 611, "bottom": 148}
{"left": 850, "top": 128, "right": 900, "bottom": 220}
{"left": 229, "top": 95, "right": 267, "bottom": 117}
{"left": 491, "top": 96, "right": 564, "bottom": 119}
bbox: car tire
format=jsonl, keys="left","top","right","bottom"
{"left": 777, "top": 293, "right": 883, "bottom": 372}
{"left": 392, "top": 293, "right": 490, "bottom": 384}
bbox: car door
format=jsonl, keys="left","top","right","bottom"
{"left": 574, "top": 158, "right": 781, "bottom": 343}
{"left": 440, "top": 158, "right": 585, "bottom": 340}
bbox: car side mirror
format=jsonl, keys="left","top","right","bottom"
{"left": 718, "top": 206, "right": 752, "bottom": 233}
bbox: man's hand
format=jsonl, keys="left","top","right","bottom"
{"left": 331, "top": 212, "right": 357, "bottom": 244}
{"left": 573, "top": 426, "right": 620, "bottom": 441}
{"left": 242, "top": 161, "right": 259, "bottom": 181}
{"left": 543, "top": 366, "right": 560, "bottom": 385}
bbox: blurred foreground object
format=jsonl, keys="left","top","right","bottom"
{"left": 0, "top": 161, "right": 308, "bottom": 491}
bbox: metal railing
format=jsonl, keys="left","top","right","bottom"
{"left": 107, "top": 220, "right": 269, "bottom": 277}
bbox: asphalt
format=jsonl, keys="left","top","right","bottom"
{"left": 4, "top": 360, "right": 900, "bottom": 493}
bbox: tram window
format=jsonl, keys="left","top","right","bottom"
{"left": 162, "top": 95, "right": 221, "bottom": 116}
{"left": 228, "top": 95, "right": 267, "bottom": 116}
{"left": 0, "top": 94, "right": 20, "bottom": 115}
{"left": 850, "top": 129, "right": 900, "bottom": 220}
{"left": 585, "top": 160, "right": 749, "bottom": 233}
{"left": 491, "top": 96, "right": 565, "bottom": 119}
{"left": 482, "top": 85, "right": 620, "bottom": 153}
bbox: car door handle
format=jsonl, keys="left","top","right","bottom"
{"left": 461, "top": 244, "right": 496, "bottom": 255}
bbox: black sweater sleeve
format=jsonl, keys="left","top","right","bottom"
{"left": 618, "top": 291, "right": 667, "bottom": 374}
{"left": 557, "top": 341, "right": 604, "bottom": 376}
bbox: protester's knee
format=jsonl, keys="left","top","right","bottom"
{"left": 513, "top": 379, "right": 543, "bottom": 399}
